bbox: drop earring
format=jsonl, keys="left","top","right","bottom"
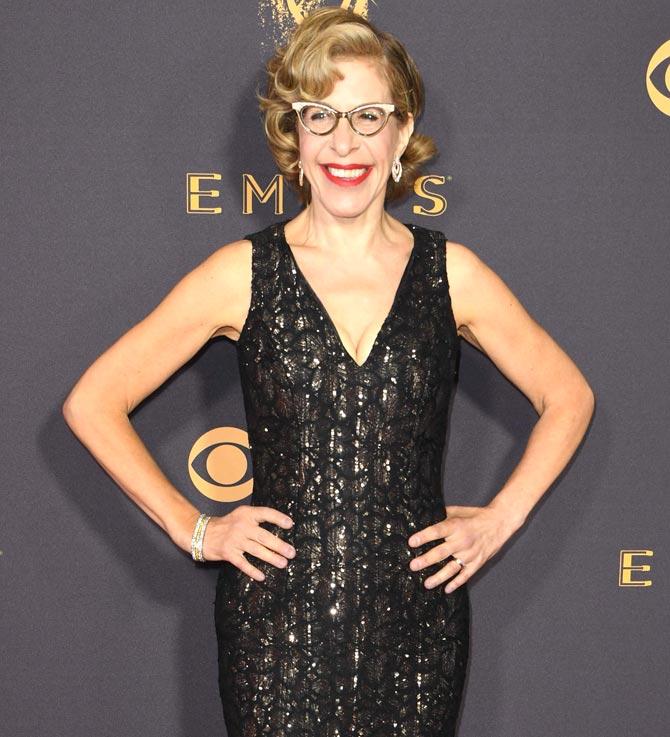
{"left": 391, "top": 156, "right": 402, "bottom": 183}
{"left": 298, "top": 159, "right": 304, "bottom": 187}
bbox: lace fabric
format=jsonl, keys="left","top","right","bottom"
{"left": 215, "top": 218, "right": 469, "bottom": 736}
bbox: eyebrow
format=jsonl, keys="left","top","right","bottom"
{"left": 309, "top": 101, "right": 389, "bottom": 109}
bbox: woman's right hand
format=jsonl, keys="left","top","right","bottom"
{"left": 200, "top": 505, "right": 296, "bottom": 580}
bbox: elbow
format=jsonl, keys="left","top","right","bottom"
{"left": 568, "top": 380, "right": 596, "bottom": 430}
{"left": 577, "top": 373, "right": 596, "bottom": 417}
{"left": 540, "top": 376, "right": 595, "bottom": 423}
{"left": 62, "top": 389, "right": 102, "bottom": 431}
{"left": 583, "top": 382, "right": 596, "bottom": 423}
{"left": 62, "top": 392, "right": 88, "bottom": 431}
{"left": 63, "top": 388, "right": 128, "bottom": 431}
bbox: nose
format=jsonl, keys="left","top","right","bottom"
{"left": 329, "top": 115, "right": 359, "bottom": 154}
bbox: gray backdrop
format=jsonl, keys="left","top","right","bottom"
{"left": 2, "top": 2, "right": 669, "bottom": 735}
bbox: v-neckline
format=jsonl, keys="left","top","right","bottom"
{"left": 279, "top": 218, "right": 418, "bottom": 369}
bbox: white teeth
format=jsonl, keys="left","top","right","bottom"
{"left": 326, "top": 166, "right": 369, "bottom": 179}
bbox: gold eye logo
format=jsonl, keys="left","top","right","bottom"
{"left": 646, "top": 39, "right": 670, "bottom": 116}
{"left": 284, "top": 0, "right": 370, "bottom": 24}
{"left": 259, "top": 1, "right": 372, "bottom": 47}
{"left": 188, "top": 427, "right": 253, "bottom": 502}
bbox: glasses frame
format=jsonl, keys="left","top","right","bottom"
{"left": 291, "top": 101, "right": 397, "bottom": 137}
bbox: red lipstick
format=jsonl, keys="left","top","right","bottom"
{"left": 320, "top": 163, "right": 372, "bottom": 187}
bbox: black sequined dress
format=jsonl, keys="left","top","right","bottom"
{"left": 215, "top": 218, "right": 469, "bottom": 736}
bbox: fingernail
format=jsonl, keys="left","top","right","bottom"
{"left": 408, "top": 536, "right": 417, "bottom": 546}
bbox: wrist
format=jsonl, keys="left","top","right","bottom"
{"left": 190, "top": 512, "right": 212, "bottom": 562}
{"left": 486, "top": 500, "right": 527, "bottom": 536}
{"left": 168, "top": 507, "right": 202, "bottom": 553}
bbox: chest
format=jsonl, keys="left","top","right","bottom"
{"left": 235, "top": 237, "right": 459, "bottom": 426}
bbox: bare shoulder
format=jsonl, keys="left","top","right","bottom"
{"left": 63, "top": 236, "right": 253, "bottom": 416}
{"left": 442, "top": 236, "right": 593, "bottom": 414}
{"left": 443, "top": 239, "right": 490, "bottom": 343}
{"left": 203, "top": 237, "right": 253, "bottom": 340}
{"left": 444, "top": 238, "right": 527, "bottom": 352}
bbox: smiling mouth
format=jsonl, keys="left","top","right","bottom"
{"left": 320, "top": 163, "right": 372, "bottom": 185}
{"left": 324, "top": 164, "right": 370, "bottom": 178}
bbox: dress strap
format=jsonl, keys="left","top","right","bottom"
{"left": 236, "top": 222, "right": 283, "bottom": 346}
{"left": 433, "top": 228, "right": 450, "bottom": 294}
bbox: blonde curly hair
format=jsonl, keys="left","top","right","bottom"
{"left": 256, "top": 7, "right": 438, "bottom": 206}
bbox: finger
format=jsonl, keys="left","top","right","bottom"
{"left": 255, "top": 526, "right": 297, "bottom": 560}
{"left": 253, "top": 506, "right": 294, "bottom": 529}
{"left": 411, "top": 534, "right": 472, "bottom": 570}
{"left": 444, "top": 567, "right": 471, "bottom": 593}
{"left": 245, "top": 539, "right": 292, "bottom": 570}
{"left": 446, "top": 505, "right": 479, "bottom": 517}
{"left": 409, "top": 539, "right": 453, "bottom": 571}
{"left": 445, "top": 505, "right": 467, "bottom": 516}
{"left": 407, "top": 519, "right": 450, "bottom": 548}
{"left": 423, "top": 558, "right": 466, "bottom": 589}
{"left": 230, "top": 552, "right": 266, "bottom": 581}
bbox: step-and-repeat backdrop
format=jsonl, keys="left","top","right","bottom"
{"left": 3, "top": 2, "right": 668, "bottom": 735}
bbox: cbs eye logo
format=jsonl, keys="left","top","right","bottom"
{"left": 188, "top": 427, "right": 253, "bottom": 502}
{"left": 646, "top": 39, "right": 670, "bottom": 116}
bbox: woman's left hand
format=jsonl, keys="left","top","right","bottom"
{"left": 407, "top": 504, "right": 521, "bottom": 593}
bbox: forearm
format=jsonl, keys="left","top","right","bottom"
{"left": 62, "top": 397, "right": 200, "bottom": 552}
{"left": 485, "top": 388, "right": 595, "bottom": 531}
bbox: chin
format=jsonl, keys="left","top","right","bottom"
{"left": 313, "top": 190, "right": 380, "bottom": 217}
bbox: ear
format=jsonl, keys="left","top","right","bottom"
{"left": 396, "top": 112, "right": 415, "bottom": 158}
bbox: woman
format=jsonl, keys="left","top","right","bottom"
{"left": 63, "top": 7, "right": 595, "bottom": 736}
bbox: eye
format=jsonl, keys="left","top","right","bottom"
{"left": 360, "top": 110, "right": 381, "bottom": 121}
{"left": 355, "top": 106, "right": 386, "bottom": 122}
{"left": 303, "top": 105, "right": 332, "bottom": 121}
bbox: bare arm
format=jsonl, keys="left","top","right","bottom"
{"left": 407, "top": 240, "right": 595, "bottom": 594}
{"left": 447, "top": 240, "right": 595, "bottom": 531}
{"left": 62, "top": 238, "right": 253, "bottom": 553}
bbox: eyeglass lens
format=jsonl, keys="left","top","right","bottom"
{"left": 299, "top": 105, "right": 389, "bottom": 135}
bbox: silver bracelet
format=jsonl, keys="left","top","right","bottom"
{"left": 191, "top": 512, "right": 211, "bottom": 562}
